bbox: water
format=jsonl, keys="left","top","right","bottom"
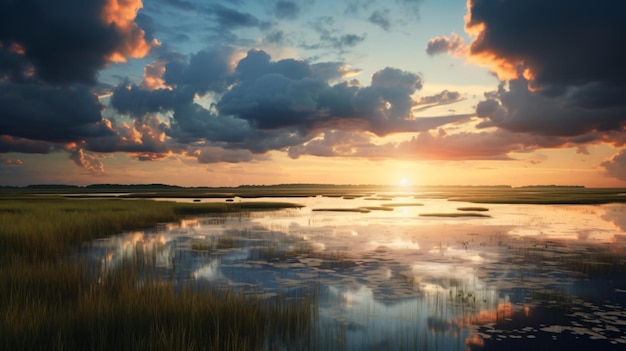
{"left": 83, "top": 195, "right": 626, "bottom": 350}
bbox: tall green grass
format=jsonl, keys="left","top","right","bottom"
{"left": 0, "top": 197, "right": 311, "bottom": 350}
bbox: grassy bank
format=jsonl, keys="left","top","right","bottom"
{"left": 0, "top": 197, "right": 309, "bottom": 350}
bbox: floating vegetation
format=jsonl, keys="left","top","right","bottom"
{"left": 382, "top": 203, "right": 424, "bottom": 207}
{"left": 457, "top": 207, "right": 489, "bottom": 211}
{"left": 361, "top": 206, "right": 395, "bottom": 211}
{"left": 312, "top": 208, "right": 371, "bottom": 213}
{"left": 419, "top": 212, "right": 491, "bottom": 218}
{"left": 364, "top": 197, "right": 394, "bottom": 201}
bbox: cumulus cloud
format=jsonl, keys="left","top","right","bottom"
{"left": 0, "top": 83, "right": 113, "bottom": 142}
{"left": 0, "top": 0, "right": 154, "bottom": 84}
{"left": 464, "top": 0, "right": 626, "bottom": 89}
{"left": 105, "top": 48, "right": 469, "bottom": 162}
{"left": 424, "top": 0, "right": 626, "bottom": 180}
{"left": 475, "top": 78, "right": 626, "bottom": 137}
{"left": 600, "top": 149, "right": 626, "bottom": 182}
{"left": 426, "top": 33, "right": 467, "bottom": 56}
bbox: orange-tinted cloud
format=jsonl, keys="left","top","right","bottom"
{"left": 101, "top": 0, "right": 154, "bottom": 63}
{"left": 2, "top": 157, "right": 23, "bottom": 166}
{"left": 67, "top": 146, "right": 105, "bottom": 175}
{"left": 140, "top": 61, "right": 170, "bottom": 90}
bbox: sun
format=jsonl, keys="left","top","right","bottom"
{"left": 399, "top": 177, "right": 410, "bottom": 187}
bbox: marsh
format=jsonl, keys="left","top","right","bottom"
{"left": 81, "top": 191, "right": 626, "bottom": 350}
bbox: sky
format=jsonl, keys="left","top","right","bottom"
{"left": 1, "top": 0, "right": 625, "bottom": 187}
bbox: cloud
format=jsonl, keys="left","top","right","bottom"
{"left": 600, "top": 149, "right": 626, "bottom": 181}
{"left": 106, "top": 48, "right": 468, "bottom": 162}
{"left": 425, "top": 1, "right": 626, "bottom": 145}
{"left": 464, "top": 0, "right": 626, "bottom": 89}
{"left": 369, "top": 10, "right": 391, "bottom": 31}
{"left": 475, "top": 78, "right": 626, "bottom": 137}
{"left": 67, "top": 146, "right": 105, "bottom": 175}
{"left": 192, "top": 146, "right": 269, "bottom": 164}
{"left": 397, "top": 0, "right": 423, "bottom": 17}
{"left": 344, "top": 0, "right": 375, "bottom": 15}
{"left": 426, "top": 33, "right": 467, "bottom": 56}
{"left": 208, "top": 3, "right": 270, "bottom": 30}
{"left": 163, "top": 46, "right": 235, "bottom": 95}
{"left": 302, "top": 16, "right": 367, "bottom": 52}
{"left": 0, "top": 136, "right": 57, "bottom": 154}
{"left": 288, "top": 130, "right": 381, "bottom": 159}
{"left": 1, "top": 157, "right": 24, "bottom": 166}
{"left": 218, "top": 52, "right": 431, "bottom": 136}
{"left": 0, "top": 0, "right": 154, "bottom": 85}
{"left": 0, "top": 82, "right": 114, "bottom": 142}
{"left": 274, "top": 1, "right": 300, "bottom": 20}
{"left": 416, "top": 90, "right": 463, "bottom": 106}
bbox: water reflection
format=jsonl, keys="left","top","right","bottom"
{"left": 84, "top": 196, "right": 626, "bottom": 349}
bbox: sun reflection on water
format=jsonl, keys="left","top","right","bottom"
{"left": 84, "top": 195, "right": 626, "bottom": 349}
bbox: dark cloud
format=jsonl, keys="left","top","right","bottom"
{"left": 310, "top": 62, "right": 362, "bottom": 82}
{"left": 164, "top": 46, "right": 235, "bottom": 95}
{"left": 475, "top": 78, "right": 626, "bottom": 137}
{"left": 465, "top": 0, "right": 626, "bottom": 90}
{"left": 425, "top": 1, "right": 626, "bottom": 148}
{"left": 600, "top": 149, "right": 626, "bottom": 182}
{"left": 219, "top": 53, "right": 430, "bottom": 136}
{"left": 0, "top": 82, "right": 113, "bottom": 142}
{"left": 106, "top": 48, "right": 464, "bottom": 161}
{"left": 167, "top": 102, "right": 253, "bottom": 143}
{"left": 0, "top": 0, "right": 153, "bottom": 85}
{"left": 208, "top": 4, "right": 270, "bottom": 30}
{"left": 0, "top": 136, "right": 56, "bottom": 154}
{"left": 111, "top": 83, "right": 182, "bottom": 117}
{"left": 193, "top": 146, "right": 269, "bottom": 164}
{"left": 274, "top": 1, "right": 300, "bottom": 20}
{"left": 368, "top": 10, "right": 391, "bottom": 31}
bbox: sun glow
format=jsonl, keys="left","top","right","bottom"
{"left": 399, "top": 177, "right": 411, "bottom": 187}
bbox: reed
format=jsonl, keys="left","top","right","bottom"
{"left": 0, "top": 197, "right": 312, "bottom": 350}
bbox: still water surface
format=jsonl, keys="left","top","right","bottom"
{"left": 84, "top": 195, "right": 626, "bottom": 350}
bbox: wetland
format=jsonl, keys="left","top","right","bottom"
{"left": 2, "top": 185, "right": 626, "bottom": 350}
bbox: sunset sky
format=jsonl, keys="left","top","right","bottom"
{"left": 1, "top": 0, "right": 625, "bottom": 187}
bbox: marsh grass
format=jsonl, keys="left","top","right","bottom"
{"left": 0, "top": 197, "right": 312, "bottom": 350}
